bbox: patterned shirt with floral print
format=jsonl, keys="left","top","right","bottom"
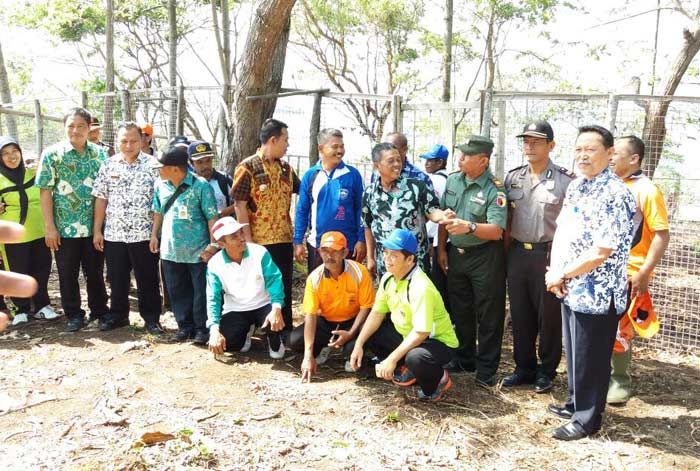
{"left": 36, "top": 141, "right": 107, "bottom": 238}
{"left": 92, "top": 152, "right": 159, "bottom": 243}
{"left": 550, "top": 167, "right": 636, "bottom": 315}
{"left": 362, "top": 176, "right": 439, "bottom": 276}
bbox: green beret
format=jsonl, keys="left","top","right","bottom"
{"left": 456, "top": 135, "right": 494, "bottom": 156}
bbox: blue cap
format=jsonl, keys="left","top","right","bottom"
{"left": 381, "top": 229, "right": 418, "bottom": 254}
{"left": 419, "top": 144, "right": 449, "bottom": 160}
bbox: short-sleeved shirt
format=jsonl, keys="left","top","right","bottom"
{"left": 373, "top": 265, "right": 458, "bottom": 348}
{"left": 152, "top": 172, "right": 218, "bottom": 263}
{"left": 231, "top": 152, "right": 300, "bottom": 245}
{"left": 35, "top": 141, "right": 107, "bottom": 238}
{"left": 362, "top": 176, "right": 439, "bottom": 276}
{"left": 302, "top": 259, "right": 375, "bottom": 323}
{"left": 624, "top": 171, "right": 669, "bottom": 275}
{"left": 91, "top": 152, "right": 159, "bottom": 243}
{"left": 440, "top": 169, "right": 507, "bottom": 248}
{"left": 505, "top": 160, "right": 574, "bottom": 243}
{"left": 550, "top": 167, "right": 636, "bottom": 315}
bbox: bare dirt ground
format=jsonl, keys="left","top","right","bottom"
{"left": 1, "top": 275, "right": 699, "bottom": 471}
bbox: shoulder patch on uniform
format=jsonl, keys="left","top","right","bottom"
{"left": 558, "top": 166, "right": 576, "bottom": 178}
{"left": 507, "top": 164, "right": 527, "bottom": 174}
{"left": 496, "top": 191, "right": 507, "bottom": 207}
{"left": 489, "top": 175, "right": 505, "bottom": 189}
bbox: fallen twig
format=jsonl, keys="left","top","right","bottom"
{"left": 0, "top": 396, "right": 62, "bottom": 417}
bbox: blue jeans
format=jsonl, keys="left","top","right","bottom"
{"left": 162, "top": 260, "right": 207, "bottom": 333}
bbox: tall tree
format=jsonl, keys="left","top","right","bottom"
{"left": 226, "top": 0, "right": 296, "bottom": 172}
{"left": 0, "top": 39, "right": 18, "bottom": 138}
{"left": 442, "top": 0, "right": 454, "bottom": 103}
{"left": 642, "top": 0, "right": 700, "bottom": 176}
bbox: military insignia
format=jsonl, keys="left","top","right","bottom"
{"left": 496, "top": 191, "right": 507, "bottom": 207}
{"left": 470, "top": 196, "right": 486, "bottom": 205}
{"left": 559, "top": 166, "right": 576, "bottom": 178}
{"left": 196, "top": 144, "right": 207, "bottom": 153}
{"left": 528, "top": 123, "right": 537, "bottom": 131}
{"left": 510, "top": 182, "right": 522, "bottom": 189}
{"left": 477, "top": 191, "right": 484, "bottom": 198}
{"left": 546, "top": 169, "right": 553, "bottom": 179}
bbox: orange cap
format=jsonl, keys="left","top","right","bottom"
{"left": 140, "top": 123, "right": 153, "bottom": 136}
{"left": 319, "top": 231, "right": 347, "bottom": 251}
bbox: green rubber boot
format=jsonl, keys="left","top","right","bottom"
{"left": 607, "top": 347, "right": 632, "bottom": 405}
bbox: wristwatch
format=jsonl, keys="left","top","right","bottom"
{"left": 466, "top": 222, "right": 477, "bottom": 234}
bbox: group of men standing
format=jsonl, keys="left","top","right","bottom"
{"left": 21, "top": 106, "right": 669, "bottom": 441}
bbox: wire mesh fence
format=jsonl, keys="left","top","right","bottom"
{"left": 1, "top": 87, "right": 698, "bottom": 352}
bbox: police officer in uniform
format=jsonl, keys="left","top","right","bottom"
{"left": 437, "top": 135, "right": 507, "bottom": 387}
{"left": 502, "top": 120, "right": 575, "bottom": 393}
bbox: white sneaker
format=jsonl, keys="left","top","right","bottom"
{"left": 344, "top": 360, "right": 355, "bottom": 373}
{"left": 240, "top": 324, "right": 255, "bottom": 353}
{"left": 268, "top": 337, "right": 286, "bottom": 360}
{"left": 316, "top": 346, "right": 332, "bottom": 365}
{"left": 11, "top": 313, "right": 29, "bottom": 326}
{"left": 34, "top": 305, "right": 60, "bottom": 320}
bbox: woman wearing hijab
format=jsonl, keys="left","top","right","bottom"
{"left": 0, "top": 136, "right": 56, "bottom": 325}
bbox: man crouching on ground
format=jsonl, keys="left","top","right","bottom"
{"left": 289, "top": 231, "right": 375, "bottom": 382}
{"left": 349, "top": 229, "right": 458, "bottom": 401}
{"left": 206, "top": 217, "right": 286, "bottom": 359}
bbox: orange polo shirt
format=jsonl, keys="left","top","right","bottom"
{"left": 302, "top": 260, "right": 375, "bottom": 323}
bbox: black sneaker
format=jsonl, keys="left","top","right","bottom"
{"left": 444, "top": 359, "right": 475, "bottom": 374}
{"left": 99, "top": 317, "right": 130, "bottom": 332}
{"left": 66, "top": 317, "right": 85, "bottom": 332}
{"left": 175, "top": 328, "right": 194, "bottom": 342}
{"left": 145, "top": 322, "right": 165, "bottom": 336}
{"left": 192, "top": 330, "right": 209, "bottom": 345}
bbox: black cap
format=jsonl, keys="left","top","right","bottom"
{"left": 151, "top": 146, "right": 189, "bottom": 168}
{"left": 516, "top": 120, "right": 554, "bottom": 140}
{"left": 168, "top": 135, "right": 190, "bottom": 148}
{"left": 188, "top": 140, "right": 214, "bottom": 161}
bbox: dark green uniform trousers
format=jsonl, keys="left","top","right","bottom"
{"left": 447, "top": 241, "right": 506, "bottom": 382}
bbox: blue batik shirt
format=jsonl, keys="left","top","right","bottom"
{"left": 152, "top": 172, "right": 218, "bottom": 264}
{"left": 550, "top": 167, "right": 636, "bottom": 315}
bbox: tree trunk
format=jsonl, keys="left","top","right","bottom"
{"left": 442, "top": 0, "right": 453, "bottom": 103}
{"left": 0, "top": 39, "right": 18, "bottom": 139}
{"left": 262, "top": 16, "right": 291, "bottom": 121}
{"left": 226, "top": 0, "right": 296, "bottom": 173}
{"left": 642, "top": 26, "right": 700, "bottom": 177}
{"left": 104, "top": 0, "right": 115, "bottom": 147}
{"left": 168, "top": 0, "right": 178, "bottom": 138}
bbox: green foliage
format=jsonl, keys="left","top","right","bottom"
{"left": 11, "top": 0, "right": 105, "bottom": 42}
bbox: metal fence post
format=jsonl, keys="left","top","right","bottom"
{"left": 34, "top": 99, "right": 43, "bottom": 155}
{"left": 607, "top": 93, "right": 619, "bottom": 134}
{"left": 495, "top": 100, "right": 506, "bottom": 180}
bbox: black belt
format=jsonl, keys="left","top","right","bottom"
{"left": 513, "top": 240, "right": 552, "bottom": 251}
{"left": 450, "top": 241, "right": 492, "bottom": 254}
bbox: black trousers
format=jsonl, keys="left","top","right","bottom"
{"left": 365, "top": 318, "right": 453, "bottom": 395}
{"left": 219, "top": 304, "right": 281, "bottom": 351}
{"left": 3, "top": 238, "right": 52, "bottom": 313}
{"left": 54, "top": 237, "right": 108, "bottom": 320}
{"left": 562, "top": 300, "right": 621, "bottom": 434}
{"left": 447, "top": 241, "right": 506, "bottom": 381}
{"left": 162, "top": 260, "right": 207, "bottom": 333}
{"left": 264, "top": 243, "right": 293, "bottom": 333}
{"left": 288, "top": 316, "right": 356, "bottom": 357}
{"left": 104, "top": 240, "right": 161, "bottom": 324}
{"left": 507, "top": 244, "right": 562, "bottom": 379}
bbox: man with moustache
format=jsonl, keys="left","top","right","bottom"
{"left": 502, "top": 121, "right": 575, "bottom": 393}
{"left": 92, "top": 122, "right": 162, "bottom": 334}
{"left": 290, "top": 231, "right": 375, "bottom": 381}
{"left": 546, "top": 125, "right": 635, "bottom": 440}
{"left": 188, "top": 140, "right": 235, "bottom": 217}
{"left": 294, "top": 128, "right": 366, "bottom": 272}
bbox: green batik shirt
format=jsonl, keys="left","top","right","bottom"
{"left": 152, "top": 172, "right": 218, "bottom": 264}
{"left": 35, "top": 141, "right": 107, "bottom": 238}
{"left": 440, "top": 169, "right": 507, "bottom": 248}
